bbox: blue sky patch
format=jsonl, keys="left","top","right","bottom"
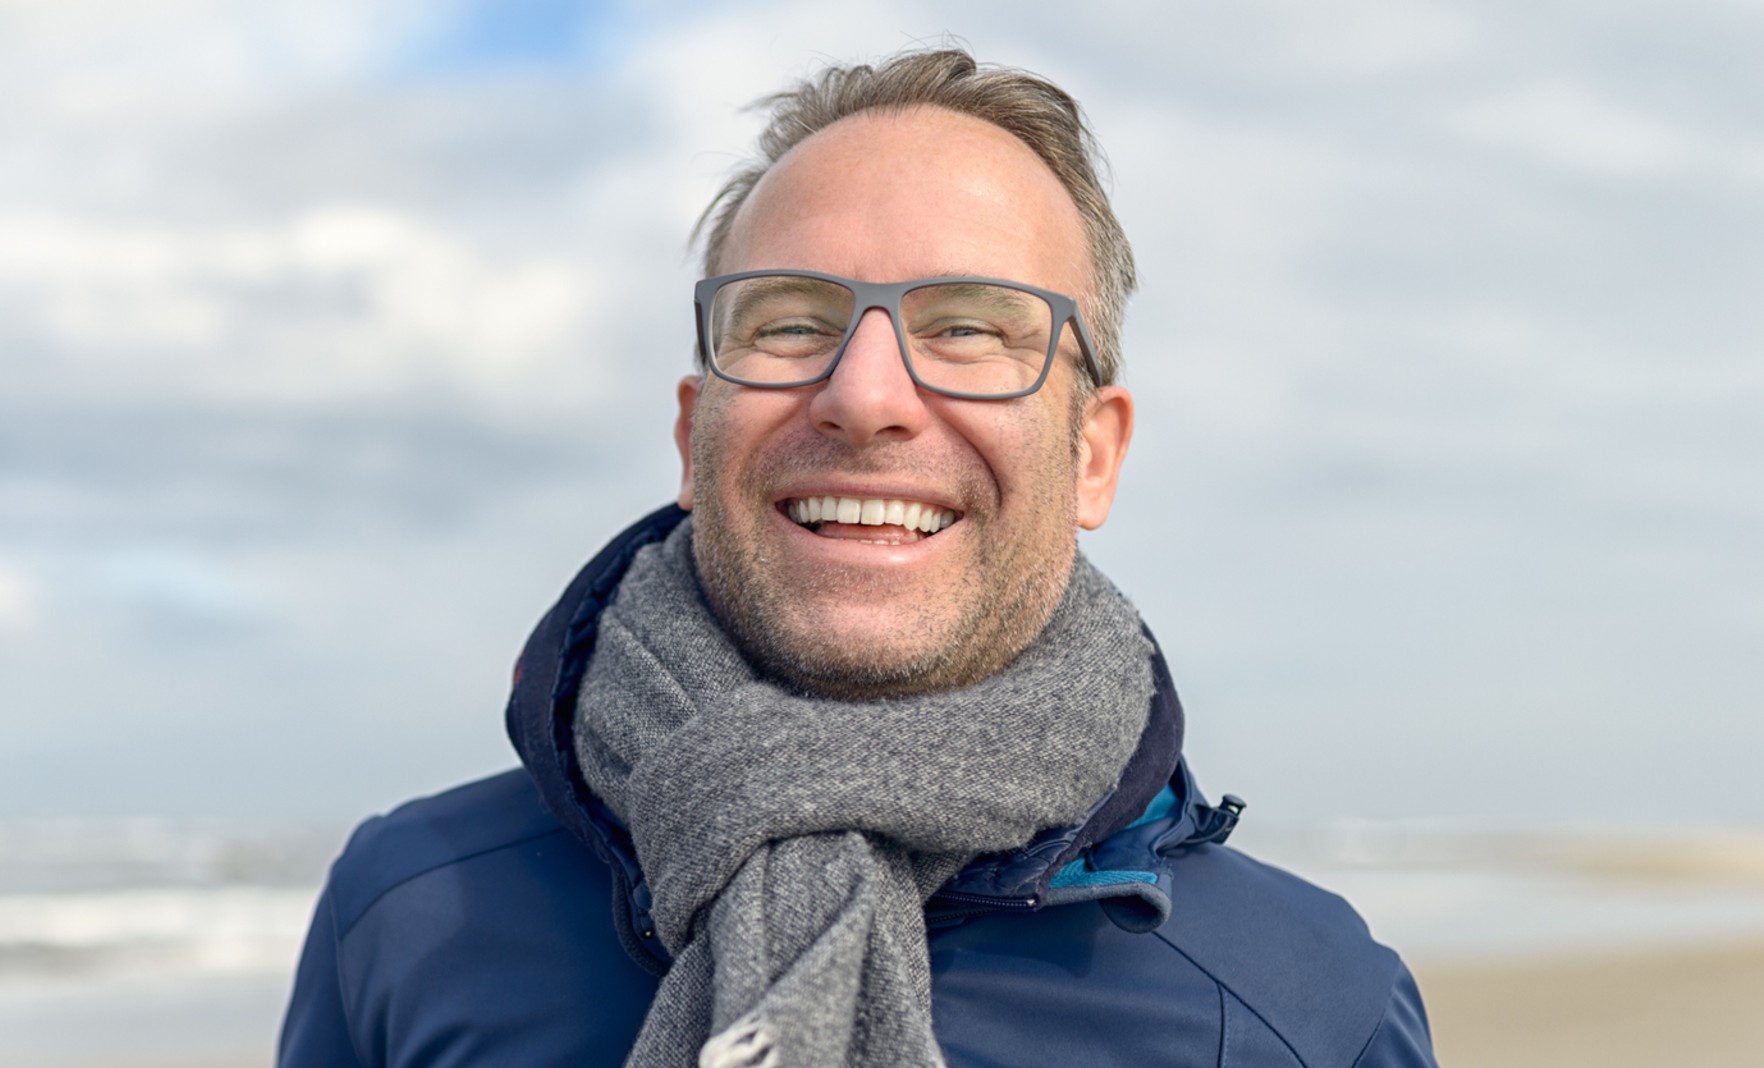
{"left": 394, "top": 0, "right": 626, "bottom": 77}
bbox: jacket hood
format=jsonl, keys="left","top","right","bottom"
{"left": 505, "top": 505, "right": 1242, "bottom": 973}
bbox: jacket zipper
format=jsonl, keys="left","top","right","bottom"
{"left": 928, "top": 890, "right": 1040, "bottom": 911}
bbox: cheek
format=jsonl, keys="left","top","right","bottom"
{"left": 690, "top": 386, "right": 759, "bottom": 465}
{"left": 687, "top": 395, "right": 747, "bottom": 508}
{"left": 961, "top": 405, "right": 1074, "bottom": 506}
{"left": 690, "top": 389, "right": 804, "bottom": 496}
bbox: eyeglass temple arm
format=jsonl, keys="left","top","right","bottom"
{"left": 1065, "top": 312, "right": 1105, "bottom": 388}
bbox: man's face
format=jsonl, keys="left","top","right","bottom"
{"left": 676, "top": 106, "right": 1132, "bottom": 698}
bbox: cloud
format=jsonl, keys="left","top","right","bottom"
{"left": 2, "top": 205, "right": 602, "bottom": 402}
{"left": 1, "top": 0, "right": 1761, "bottom": 826}
{"left": 94, "top": 547, "right": 260, "bottom": 631}
{"left": 1451, "top": 80, "right": 1710, "bottom": 177}
{"left": 0, "top": 561, "right": 37, "bottom": 633}
{"left": 0, "top": 0, "right": 437, "bottom": 108}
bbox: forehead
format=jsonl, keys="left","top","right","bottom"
{"left": 720, "top": 106, "right": 1089, "bottom": 296}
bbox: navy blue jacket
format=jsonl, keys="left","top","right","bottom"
{"left": 281, "top": 506, "right": 1436, "bottom": 1066}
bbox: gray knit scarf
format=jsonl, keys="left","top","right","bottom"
{"left": 573, "top": 520, "right": 1153, "bottom": 1068}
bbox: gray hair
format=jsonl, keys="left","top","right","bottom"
{"left": 694, "top": 48, "right": 1136, "bottom": 388}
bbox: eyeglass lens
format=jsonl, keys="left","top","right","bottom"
{"left": 706, "top": 275, "right": 1058, "bottom": 397}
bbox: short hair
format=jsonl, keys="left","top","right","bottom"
{"left": 694, "top": 48, "right": 1137, "bottom": 389}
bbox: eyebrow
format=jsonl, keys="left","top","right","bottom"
{"left": 715, "top": 276, "right": 849, "bottom": 333}
{"left": 907, "top": 282, "right": 1038, "bottom": 312}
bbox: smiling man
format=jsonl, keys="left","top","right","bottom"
{"left": 281, "top": 50, "right": 1437, "bottom": 1068}
{"left": 681, "top": 105, "right": 1130, "bottom": 701}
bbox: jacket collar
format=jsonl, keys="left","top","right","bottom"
{"left": 505, "top": 505, "right": 1239, "bottom": 971}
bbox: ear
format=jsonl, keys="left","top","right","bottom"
{"left": 674, "top": 375, "right": 703, "bottom": 510}
{"left": 1075, "top": 385, "right": 1133, "bottom": 530}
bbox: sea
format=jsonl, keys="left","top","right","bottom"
{"left": 0, "top": 817, "right": 337, "bottom": 1068}
{"left": 5, "top": 814, "right": 1764, "bottom": 1067}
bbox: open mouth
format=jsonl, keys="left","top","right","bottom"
{"left": 783, "top": 496, "right": 959, "bottom": 543}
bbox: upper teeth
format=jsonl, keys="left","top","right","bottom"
{"left": 787, "top": 496, "right": 957, "bottom": 534}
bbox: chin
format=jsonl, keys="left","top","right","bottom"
{"left": 724, "top": 598, "right": 1051, "bottom": 699}
{"left": 730, "top": 605, "right": 955, "bottom": 699}
{"left": 760, "top": 648, "right": 968, "bottom": 701}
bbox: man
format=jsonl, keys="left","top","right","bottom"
{"left": 281, "top": 49, "right": 1437, "bottom": 1067}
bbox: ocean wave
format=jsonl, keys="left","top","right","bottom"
{"left": 0, "top": 818, "right": 341, "bottom": 894}
{"left": 0, "top": 884, "right": 316, "bottom": 985}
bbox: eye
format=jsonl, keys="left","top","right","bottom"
{"left": 932, "top": 319, "right": 1005, "bottom": 339}
{"left": 756, "top": 318, "right": 838, "bottom": 338}
{"left": 746, "top": 316, "right": 845, "bottom": 360}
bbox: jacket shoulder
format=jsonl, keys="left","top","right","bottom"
{"left": 1158, "top": 842, "right": 1428, "bottom": 1066}
{"left": 326, "top": 768, "right": 566, "bottom": 934}
{"left": 292, "top": 770, "right": 660, "bottom": 1065}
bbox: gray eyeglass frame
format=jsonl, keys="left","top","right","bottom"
{"left": 693, "top": 269, "right": 1103, "bottom": 400}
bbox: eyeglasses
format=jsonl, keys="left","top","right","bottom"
{"left": 694, "top": 270, "right": 1102, "bottom": 400}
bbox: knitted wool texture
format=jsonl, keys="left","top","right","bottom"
{"left": 574, "top": 521, "right": 1153, "bottom": 1068}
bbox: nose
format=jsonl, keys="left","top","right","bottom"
{"left": 806, "top": 307, "right": 929, "bottom": 447}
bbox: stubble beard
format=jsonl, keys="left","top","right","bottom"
{"left": 689, "top": 427, "right": 1081, "bottom": 701}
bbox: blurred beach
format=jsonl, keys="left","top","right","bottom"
{"left": 5, "top": 814, "right": 1762, "bottom": 1067}
{"left": 1240, "top": 821, "right": 1764, "bottom": 1066}
{"left": 0, "top": 817, "right": 334, "bottom": 1068}
{"left": 1419, "top": 940, "right": 1764, "bottom": 1067}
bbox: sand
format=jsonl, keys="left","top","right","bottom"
{"left": 13, "top": 940, "right": 1764, "bottom": 1067}
{"left": 1414, "top": 939, "right": 1764, "bottom": 1067}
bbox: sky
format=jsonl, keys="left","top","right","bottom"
{"left": 1, "top": 0, "right": 1760, "bottom": 829}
